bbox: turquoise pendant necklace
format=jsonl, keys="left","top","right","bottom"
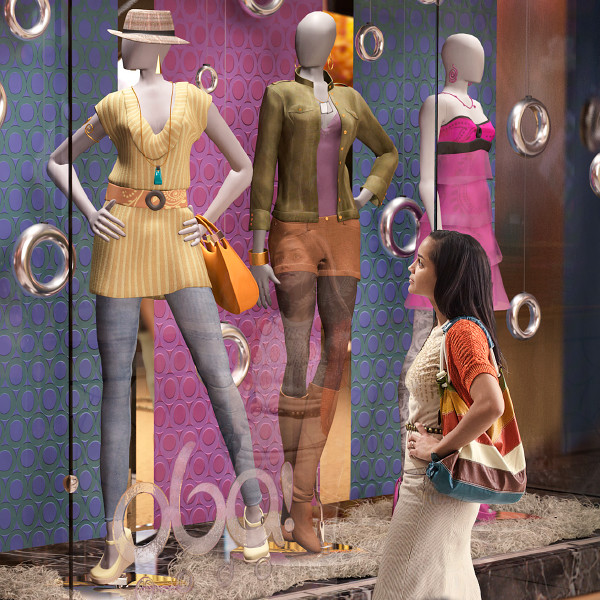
{"left": 131, "top": 83, "right": 174, "bottom": 188}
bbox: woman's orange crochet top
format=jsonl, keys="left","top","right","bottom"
{"left": 445, "top": 319, "right": 498, "bottom": 405}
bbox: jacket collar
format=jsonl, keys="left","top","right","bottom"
{"left": 294, "top": 68, "right": 335, "bottom": 92}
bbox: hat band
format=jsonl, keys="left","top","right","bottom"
{"left": 122, "top": 28, "right": 176, "bottom": 36}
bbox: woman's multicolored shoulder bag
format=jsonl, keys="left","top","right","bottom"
{"left": 426, "top": 316, "right": 527, "bottom": 504}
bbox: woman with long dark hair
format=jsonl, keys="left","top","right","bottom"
{"left": 374, "top": 230, "right": 506, "bottom": 600}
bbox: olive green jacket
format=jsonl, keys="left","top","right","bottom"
{"left": 249, "top": 70, "right": 399, "bottom": 230}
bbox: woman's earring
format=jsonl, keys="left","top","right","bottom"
{"left": 327, "top": 54, "right": 334, "bottom": 71}
{"left": 155, "top": 55, "right": 162, "bottom": 75}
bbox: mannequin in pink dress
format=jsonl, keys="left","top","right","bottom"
{"left": 399, "top": 34, "right": 509, "bottom": 468}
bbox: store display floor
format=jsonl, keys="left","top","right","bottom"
{"left": 0, "top": 487, "right": 598, "bottom": 599}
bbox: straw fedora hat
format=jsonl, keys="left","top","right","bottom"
{"left": 107, "top": 9, "right": 189, "bottom": 45}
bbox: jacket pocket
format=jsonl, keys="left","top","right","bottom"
{"left": 288, "top": 105, "right": 316, "bottom": 117}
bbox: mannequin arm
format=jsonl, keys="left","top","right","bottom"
{"left": 202, "top": 103, "right": 253, "bottom": 222}
{"left": 47, "top": 115, "right": 125, "bottom": 241}
{"left": 250, "top": 86, "right": 283, "bottom": 231}
{"left": 180, "top": 103, "right": 253, "bottom": 245}
{"left": 250, "top": 229, "right": 280, "bottom": 309}
{"left": 354, "top": 188, "right": 373, "bottom": 210}
{"left": 418, "top": 95, "right": 447, "bottom": 230}
{"left": 354, "top": 92, "right": 399, "bottom": 206}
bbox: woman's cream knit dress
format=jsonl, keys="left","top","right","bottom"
{"left": 373, "top": 325, "right": 481, "bottom": 600}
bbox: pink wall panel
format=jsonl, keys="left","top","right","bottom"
{"left": 153, "top": 0, "right": 322, "bottom": 523}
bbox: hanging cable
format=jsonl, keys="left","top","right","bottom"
{"left": 67, "top": 0, "right": 74, "bottom": 591}
{"left": 506, "top": 0, "right": 542, "bottom": 340}
{"left": 433, "top": 1, "right": 439, "bottom": 231}
{"left": 224, "top": 0, "right": 228, "bottom": 121}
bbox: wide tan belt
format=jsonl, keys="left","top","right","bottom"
{"left": 106, "top": 182, "right": 188, "bottom": 211}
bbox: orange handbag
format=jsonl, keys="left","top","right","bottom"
{"left": 195, "top": 214, "right": 259, "bottom": 314}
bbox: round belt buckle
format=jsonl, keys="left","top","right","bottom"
{"left": 145, "top": 190, "right": 166, "bottom": 211}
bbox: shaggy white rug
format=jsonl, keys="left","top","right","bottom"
{"left": 0, "top": 565, "right": 83, "bottom": 600}
{"left": 167, "top": 493, "right": 600, "bottom": 600}
{"left": 1, "top": 494, "right": 598, "bottom": 600}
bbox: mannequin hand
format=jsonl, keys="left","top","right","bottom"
{"left": 250, "top": 264, "right": 280, "bottom": 309}
{"left": 407, "top": 423, "right": 440, "bottom": 462}
{"left": 179, "top": 205, "right": 207, "bottom": 246}
{"left": 89, "top": 199, "right": 126, "bottom": 242}
{"left": 354, "top": 188, "right": 373, "bottom": 210}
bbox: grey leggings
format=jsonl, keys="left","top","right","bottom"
{"left": 96, "top": 287, "right": 262, "bottom": 523}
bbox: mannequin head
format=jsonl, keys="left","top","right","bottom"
{"left": 121, "top": 38, "right": 170, "bottom": 71}
{"left": 441, "top": 34, "right": 484, "bottom": 84}
{"left": 295, "top": 11, "right": 336, "bottom": 68}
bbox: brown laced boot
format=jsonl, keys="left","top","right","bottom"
{"left": 277, "top": 389, "right": 308, "bottom": 542}
{"left": 320, "top": 386, "right": 340, "bottom": 436}
{"left": 288, "top": 383, "right": 328, "bottom": 553}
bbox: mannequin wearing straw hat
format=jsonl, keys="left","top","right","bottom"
{"left": 47, "top": 9, "right": 268, "bottom": 584}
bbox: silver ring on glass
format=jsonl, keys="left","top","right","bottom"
{"left": 355, "top": 23, "right": 384, "bottom": 62}
{"left": 580, "top": 97, "right": 600, "bottom": 153}
{"left": 220, "top": 322, "right": 250, "bottom": 387}
{"left": 379, "top": 197, "right": 423, "bottom": 258}
{"left": 590, "top": 153, "right": 600, "bottom": 197}
{"left": 506, "top": 292, "right": 541, "bottom": 340}
{"left": 13, "top": 223, "right": 76, "bottom": 297}
{"left": 195, "top": 64, "right": 218, "bottom": 94}
{"left": 238, "top": 0, "right": 284, "bottom": 17}
{"left": 507, "top": 95, "right": 551, "bottom": 157}
{"left": 4, "top": 0, "right": 51, "bottom": 40}
{"left": 0, "top": 82, "right": 6, "bottom": 129}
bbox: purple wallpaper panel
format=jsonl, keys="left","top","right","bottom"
{"left": 153, "top": 0, "right": 321, "bottom": 523}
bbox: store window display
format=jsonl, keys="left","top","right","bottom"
{"left": 46, "top": 9, "right": 268, "bottom": 584}
{"left": 399, "top": 33, "right": 509, "bottom": 467}
{"left": 249, "top": 11, "right": 398, "bottom": 553}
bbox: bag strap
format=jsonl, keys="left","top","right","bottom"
{"left": 438, "top": 316, "right": 500, "bottom": 383}
{"left": 195, "top": 214, "right": 225, "bottom": 244}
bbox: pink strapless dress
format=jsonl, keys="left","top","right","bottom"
{"left": 405, "top": 116, "right": 510, "bottom": 311}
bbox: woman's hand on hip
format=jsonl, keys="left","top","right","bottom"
{"left": 250, "top": 264, "right": 280, "bottom": 309}
{"left": 89, "top": 199, "right": 126, "bottom": 242}
{"left": 407, "top": 423, "right": 440, "bottom": 461}
{"left": 179, "top": 206, "right": 207, "bottom": 246}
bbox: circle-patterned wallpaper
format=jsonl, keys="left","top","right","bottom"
{"left": 0, "top": 0, "right": 117, "bottom": 550}
{"left": 351, "top": 0, "right": 497, "bottom": 499}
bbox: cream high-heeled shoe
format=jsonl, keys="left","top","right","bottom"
{"left": 89, "top": 527, "right": 133, "bottom": 585}
{"left": 242, "top": 507, "right": 270, "bottom": 563}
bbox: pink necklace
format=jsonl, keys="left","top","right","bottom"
{"left": 441, "top": 91, "right": 475, "bottom": 110}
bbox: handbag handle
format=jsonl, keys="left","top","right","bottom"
{"left": 439, "top": 317, "right": 500, "bottom": 384}
{"left": 195, "top": 214, "right": 225, "bottom": 244}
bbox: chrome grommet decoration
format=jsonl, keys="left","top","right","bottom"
{"left": 238, "top": 0, "right": 284, "bottom": 17}
{"left": 417, "top": 0, "right": 445, "bottom": 4}
{"left": 590, "top": 153, "right": 600, "bottom": 197}
{"left": 13, "top": 223, "right": 76, "bottom": 297}
{"left": 220, "top": 322, "right": 250, "bottom": 387}
{"left": 195, "top": 64, "right": 218, "bottom": 94}
{"left": 581, "top": 97, "right": 600, "bottom": 153}
{"left": 4, "top": 0, "right": 51, "bottom": 40}
{"left": 379, "top": 197, "right": 423, "bottom": 258}
{"left": 507, "top": 95, "right": 551, "bottom": 157}
{"left": 0, "top": 82, "right": 6, "bottom": 129}
{"left": 355, "top": 23, "right": 384, "bottom": 62}
{"left": 506, "top": 292, "right": 541, "bottom": 340}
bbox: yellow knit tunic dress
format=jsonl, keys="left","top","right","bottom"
{"left": 90, "top": 82, "right": 212, "bottom": 298}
